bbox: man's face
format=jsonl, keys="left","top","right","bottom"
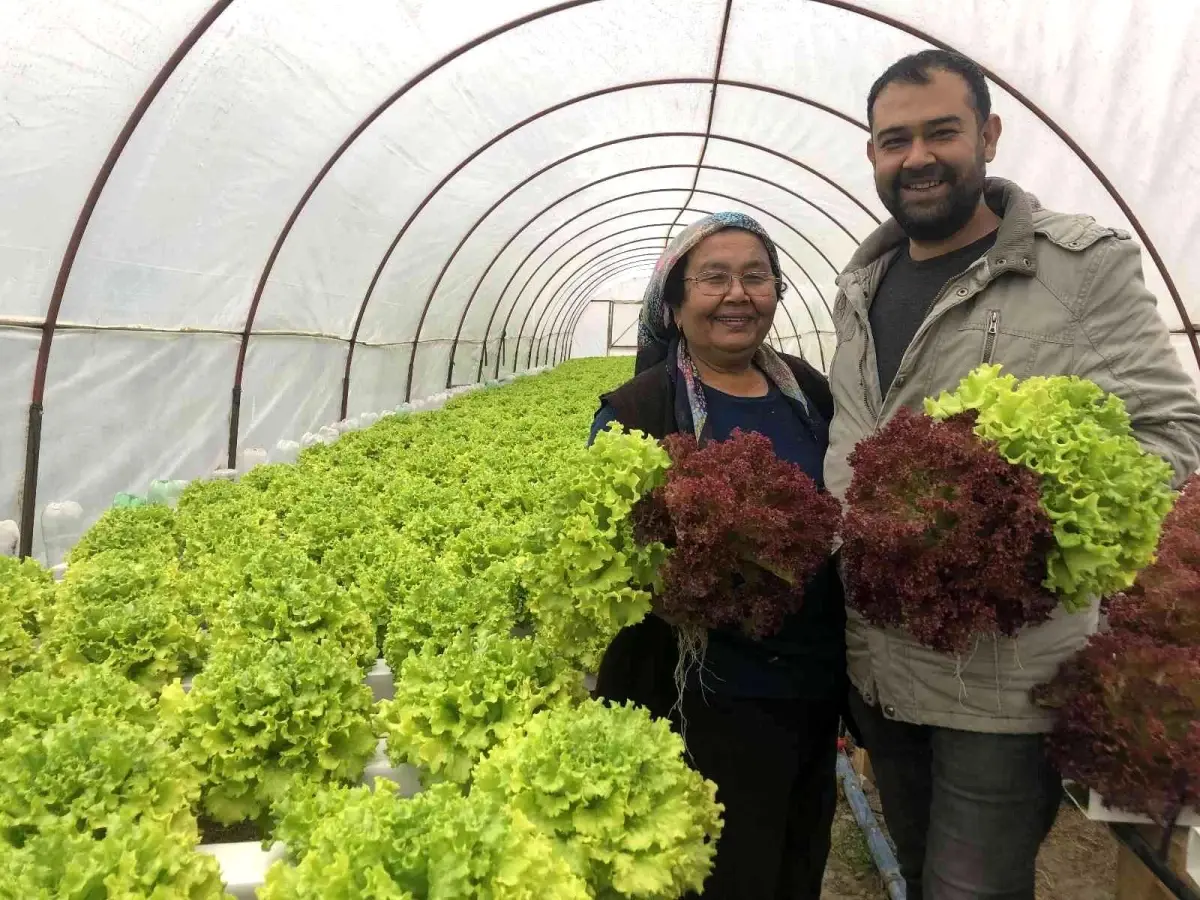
{"left": 867, "top": 69, "right": 1000, "bottom": 242}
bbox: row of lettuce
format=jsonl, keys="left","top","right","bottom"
{"left": 4, "top": 352, "right": 1197, "bottom": 896}
{"left": 0, "top": 357, "right": 723, "bottom": 899}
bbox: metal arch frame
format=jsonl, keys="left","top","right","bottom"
{"left": 515, "top": 174, "right": 835, "bottom": 370}
{"left": 513, "top": 201, "right": 804, "bottom": 363}
{"left": 18, "top": 0, "right": 1194, "bottom": 558}
{"left": 496, "top": 223, "right": 791, "bottom": 367}
{"left": 372, "top": 79, "right": 876, "bottom": 410}
{"left": 493, "top": 243, "right": 734, "bottom": 373}
{"left": 483, "top": 189, "right": 823, "bottom": 371}
{"left": 498, "top": 250, "right": 698, "bottom": 372}
{"left": 489, "top": 241, "right": 676, "bottom": 376}
{"left": 467, "top": 204, "right": 716, "bottom": 374}
{"left": 488, "top": 185, "right": 837, "bottom": 370}
{"left": 540, "top": 213, "right": 825, "bottom": 371}
{"left": 526, "top": 186, "right": 839, "bottom": 370}
{"left": 15, "top": 0, "right": 602, "bottom": 557}
{"left": 811, "top": 0, "right": 1199, "bottom": 365}
{"left": 571, "top": 263, "right": 664, "bottom": 353}
{"left": 524, "top": 221, "right": 814, "bottom": 372}
{"left": 531, "top": 204, "right": 828, "bottom": 373}
{"left": 534, "top": 250, "right": 800, "bottom": 371}
{"left": 514, "top": 217, "right": 810, "bottom": 371}
{"left": 475, "top": 131, "right": 879, "bottom": 389}
{"left": 229, "top": 0, "right": 603, "bottom": 463}
{"left": 17, "top": 0, "right": 238, "bottom": 558}
{"left": 560, "top": 267, "right": 835, "bottom": 368}
{"left": 447, "top": 161, "right": 865, "bottom": 390}
{"left": 665, "top": 0, "right": 734, "bottom": 246}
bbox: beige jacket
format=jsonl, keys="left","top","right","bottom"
{"left": 826, "top": 178, "right": 1200, "bottom": 733}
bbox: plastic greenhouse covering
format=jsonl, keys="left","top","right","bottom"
{"left": 3, "top": 0, "right": 1199, "bottom": 564}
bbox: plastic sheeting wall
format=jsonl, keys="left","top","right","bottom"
{"left": 2, "top": 0, "right": 1199, "bottom": 561}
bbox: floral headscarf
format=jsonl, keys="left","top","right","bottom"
{"left": 635, "top": 212, "right": 812, "bottom": 439}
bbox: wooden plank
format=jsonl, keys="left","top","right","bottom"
{"left": 852, "top": 747, "right": 874, "bottom": 784}
{"left": 1115, "top": 826, "right": 1194, "bottom": 900}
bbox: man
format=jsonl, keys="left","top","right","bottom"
{"left": 825, "top": 49, "right": 1200, "bottom": 899}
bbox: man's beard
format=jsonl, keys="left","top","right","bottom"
{"left": 878, "top": 156, "right": 986, "bottom": 242}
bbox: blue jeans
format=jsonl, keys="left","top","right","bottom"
{"left": 848, "top": 689, "right": 1062, "bottom": 899}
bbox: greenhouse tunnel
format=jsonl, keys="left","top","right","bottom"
{"left": 2, "top": 0, "right": 1199, "bottom": 566}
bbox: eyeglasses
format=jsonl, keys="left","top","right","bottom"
{"left": 683, "top": 271, "right": 786, "bottom": 297}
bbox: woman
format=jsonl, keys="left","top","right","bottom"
{"left": 588, "top": 212, "right": 846, "bottom": 899}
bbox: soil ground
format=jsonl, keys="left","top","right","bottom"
{"left": 821, "top": 776, "right": 1119, "bottom": 899}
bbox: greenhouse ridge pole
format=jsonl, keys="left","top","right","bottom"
{"left": 448, "top": 161, "right": 865, "bottom": 388}
{"left": 19, "top": 0, "right": 236, "bottom": 559}
{"left": 811, "top": 0, "right": 1199, "bottom": 367}
{"left": 228, "top": 0, "right": 602, "bottom": 462}
{"left": 664, "top": 0, "right": 734, "bottom": 247}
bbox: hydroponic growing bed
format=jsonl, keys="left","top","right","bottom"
{"left": 0, "top": 358, "right": 724, "bottom": 899}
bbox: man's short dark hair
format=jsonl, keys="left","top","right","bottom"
{"left": 867, "top": 49, "right": 992, "bottom": 129}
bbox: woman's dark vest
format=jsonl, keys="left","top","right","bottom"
{"left": 590, "top": 353, "right": 842, "bottom": 718}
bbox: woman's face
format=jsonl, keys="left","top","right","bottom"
{"left": 675, "top": 230, "right": 778, "bottom": 363}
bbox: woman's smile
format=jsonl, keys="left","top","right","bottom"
{"left": 711, "top": 310, "right": 758, "bottom": 331}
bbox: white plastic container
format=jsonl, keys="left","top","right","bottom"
{"left": 362, "top": 742, "right": 423, "bottom": 796}
{"left": 365, "top": 658, "right": 394, "bottom": 702}
{"left": 197, "top": 841, "right": 285, "bottom": 900}
{"left": 210, "top": 469, "right": 238, "bottom": 483}
{"left": 360, "top": 412, "right": 380, "bottom": 427}
{"left": 0, "top": 520, "right": 19, "bottom": 557}
{"left": 1086, "top": 790, "right": 1200, "bottom": 827}
{"left": 147, "top": 479, "right": 189, "bottom": 506}
{"left": 41, "top": 500, "right": 84, "bottom": 566}
{"left": 273, "top": 440, "right": 301, "bottom": 464}
{"left": 148, "top": 481, "right": 172, "bottom": 505}
{"left": 239, "top": 448, "right": 268, "bottom": 474}
{"left": 317, "top": 426, "right": 339, "bottom": 445}
{"left": 1188, "top": 827, "right": 1199, "bottom": 890}
{"left": 199, "top": 739, "right": 422, "bottom": 896}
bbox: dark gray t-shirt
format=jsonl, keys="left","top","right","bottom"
{"left": 868, "top": 231, "right": 998, "bottom": 395}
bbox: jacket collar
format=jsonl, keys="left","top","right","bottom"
{"left": 839, "top": 177, "right": 1040, "bottom": 288}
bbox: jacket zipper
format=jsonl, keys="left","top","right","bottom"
{"left": 981, "top": 310, "right": 999, "bottom": 364}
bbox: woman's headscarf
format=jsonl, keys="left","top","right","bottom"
{"left": 634, "top": 211, "right": 814, "bottom": 440}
